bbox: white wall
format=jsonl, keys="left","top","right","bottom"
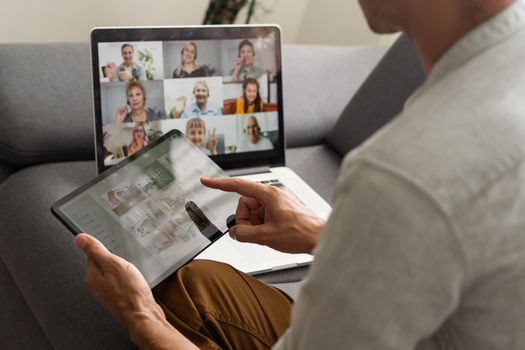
{"left": 0, "top": 0, "right": 397, "bottom": 46}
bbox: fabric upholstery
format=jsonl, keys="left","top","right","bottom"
{"left": 285, "top": 144, "right": 342, "bottom": 201}
{"left": 0, "top": 161, "right": 135, "bottom": 349}
{"left": 0, "top": 160, "right": 17, "bottom": 183}
{"left": 327, "top": 34, "right": 425, "bottom": 156}
{"left": 283, "top": 45, "right": 386, "bottom": 148}
{"left": 0, "top": 43, "right": 95, "bottom": 165}
{"left": 0, "top": 257, "right": 54, "bottom": 350}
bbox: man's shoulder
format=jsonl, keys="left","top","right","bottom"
{"left": 351, "top": 80, "right": 525, "bottom": 213}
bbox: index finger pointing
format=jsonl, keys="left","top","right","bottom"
{"left": 201, "top": 177, "right": 270, "bottom": 202}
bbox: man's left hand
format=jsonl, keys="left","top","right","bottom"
{"left": 75, "top": 234, "right": 163, "bottom": 328}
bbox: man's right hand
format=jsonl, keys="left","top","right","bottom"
{"left": 201, "top": 177, "right": 326, "bottom": 254}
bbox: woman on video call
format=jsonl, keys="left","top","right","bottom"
{"left": 235, "top": 77, "right": 264, "bottom": 114}
{"left": 115, "top": 81, "right": 163, "bottom": 123}
{"left": 172, "top": 42, "right": 209, "bottom": 79}
{"left": 126, "top": 123, "right": 148, "bottom": 156}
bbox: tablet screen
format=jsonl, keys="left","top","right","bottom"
{"left": 53, "top": 130, "right": 239, "bottom": 287}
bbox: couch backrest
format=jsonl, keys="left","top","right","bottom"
{"left": 281, "top": 44, "right": 387, "bottom": 148}
{"left": 326, "top": 34, "right": 426, "bottom": 156}
{"left": 0, "top": 42, "right": 387, "bottom": 166}
{"left": 0, "top": 43, "right": 95, "bottom": 165}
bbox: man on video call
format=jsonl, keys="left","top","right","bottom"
{"left": 75, "top": 0, "right": 525, "bottom": 349}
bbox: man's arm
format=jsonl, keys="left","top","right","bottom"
{"left": 274, "top": 159, "right": 467, "bottom": 349}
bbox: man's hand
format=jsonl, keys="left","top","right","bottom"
{"left": 75, "top": 234, "right": 198, "bottom": 349}
{"left": 201, "top": 177, "right": 326, "bottom": 254}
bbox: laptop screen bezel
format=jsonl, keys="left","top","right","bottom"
{"left": 90, "top": 25, "right": 286, "bottom": 174}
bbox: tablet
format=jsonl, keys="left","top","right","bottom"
{"left": 52, "top": 129, "right": 239, "bottom": 288}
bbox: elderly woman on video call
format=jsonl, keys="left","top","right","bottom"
{"left": 231, "top": 39, "right": 265, "bottom": 82}
{"left": 170, "top": 80, "right": 221, "bottom": 119}
{"left": 126, "top": 123, "right": 148, "bottom": 156}
{"left": 238, "top": 115, "right": 273, "bottom": 152}
{"left": 185, "top": 117, "right": 218, "bottom": 156}
{"left": 236, "top": 77, "right": 264, "bottom": 114}
{"left": 172, "top": 42, "right": 209, "bottom": 78}
{"left": 115, "top": 81, "right": 162, "bottom": 123}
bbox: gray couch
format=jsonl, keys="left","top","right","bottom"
{"left": 0, "top": 36, "right": 424, "bottom": 349}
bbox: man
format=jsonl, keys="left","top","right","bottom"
{"left": 76, "top": 0, "right": 525, "bottom": 349}
{"left": 238, "top": 115, "right": 274, "bottom": 152}
{"left": 114, "top": 43, "right": 147, "bottom": 82}
{"left": 170, "top": 80, "right": 221, "bottom": 118}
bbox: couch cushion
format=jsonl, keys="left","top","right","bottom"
{"left": 326, "top": 34, "right": 425, "bottom": 156}
{"left": 0, "top": 161, "right": 17, "bottom": 183}
{"left": 283, "top": 45, "right": 387, "bottom": 148}
{"left": 0, "top": 257, "right": 54, "bottom": 349}
{"left": 0, "top": 161, "right": 134, "bottom": 349}
{"left": 0, "top": 43, "right": 95, "bottom": 165}
{"left": 285, "top": 144, "right": 342, "bottom": 201}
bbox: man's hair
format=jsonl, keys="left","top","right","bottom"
{"left": 121, "top": 43, "right": 134, "bottom": 53}
{"left": 238, "top": 39, "right": 255, "bottom": 57}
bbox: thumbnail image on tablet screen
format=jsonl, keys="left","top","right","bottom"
{"left": 52, "top": 130, "right": 239, "bottom": 288}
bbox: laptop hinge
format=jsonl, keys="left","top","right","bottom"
{"left": 226, "top": 166, "right": 271, "bottom": 177}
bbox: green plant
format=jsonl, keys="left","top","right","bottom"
{"left": 138, "top": 49, "right": 155, "bottom": 80}
{"left": 203, "top": 0, "right": 257, "bottom": 24}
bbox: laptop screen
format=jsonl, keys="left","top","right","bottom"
{"left": 91, "top": 26, "right": 285, "bottom": 174}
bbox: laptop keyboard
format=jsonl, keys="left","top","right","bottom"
{"left": 257, "top": 179, "right": 285, "bottom": 188}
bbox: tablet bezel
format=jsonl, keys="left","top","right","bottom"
{"left": 90, "top": 25, "right": 286, "bottom": 174}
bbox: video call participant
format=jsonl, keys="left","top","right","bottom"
{"left": 172, "top": 42, "right": 210, "bottom": 78}
{"left": 238, "top": 115, "right": 273, "bottom": 152}
{"left": 170, "top": 80, "right": 221, "bottom": 118}
{"left": 115, "top": 43, "right": 147, "bottom": 82}
{"left": 125, "top": 123, "right": 148, "bottom": 156}
{"left": 116, "top": 81, "right": 164, "bottom": 123}
{"left": 236, "top": 77, "right": 264, "bottom": 114}
{"left": 185, "top": 117, "right": 217, "bottom": 156}
{"left": 231, "top": 39, "right": 265, "bottom": 82}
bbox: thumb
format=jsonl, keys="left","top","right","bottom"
{"left": 230, "top": 224, "right": 263, "bottom": 244}
{"left": 75, "top": 233, "right": 111, "bottom": 262}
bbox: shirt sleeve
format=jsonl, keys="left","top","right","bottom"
{"left": 274, "top": 158, "right": 467, "bottom": 350}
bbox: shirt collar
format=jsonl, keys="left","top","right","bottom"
{"left": 190, "top": 103, "right": 213, "bottom": 114}
{"left": 426, "top": 0, "right": 525, "bottom": 86}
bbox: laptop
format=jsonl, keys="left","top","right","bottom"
{"left": 90, "top": 25, "right": 331, "bottom": 275}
